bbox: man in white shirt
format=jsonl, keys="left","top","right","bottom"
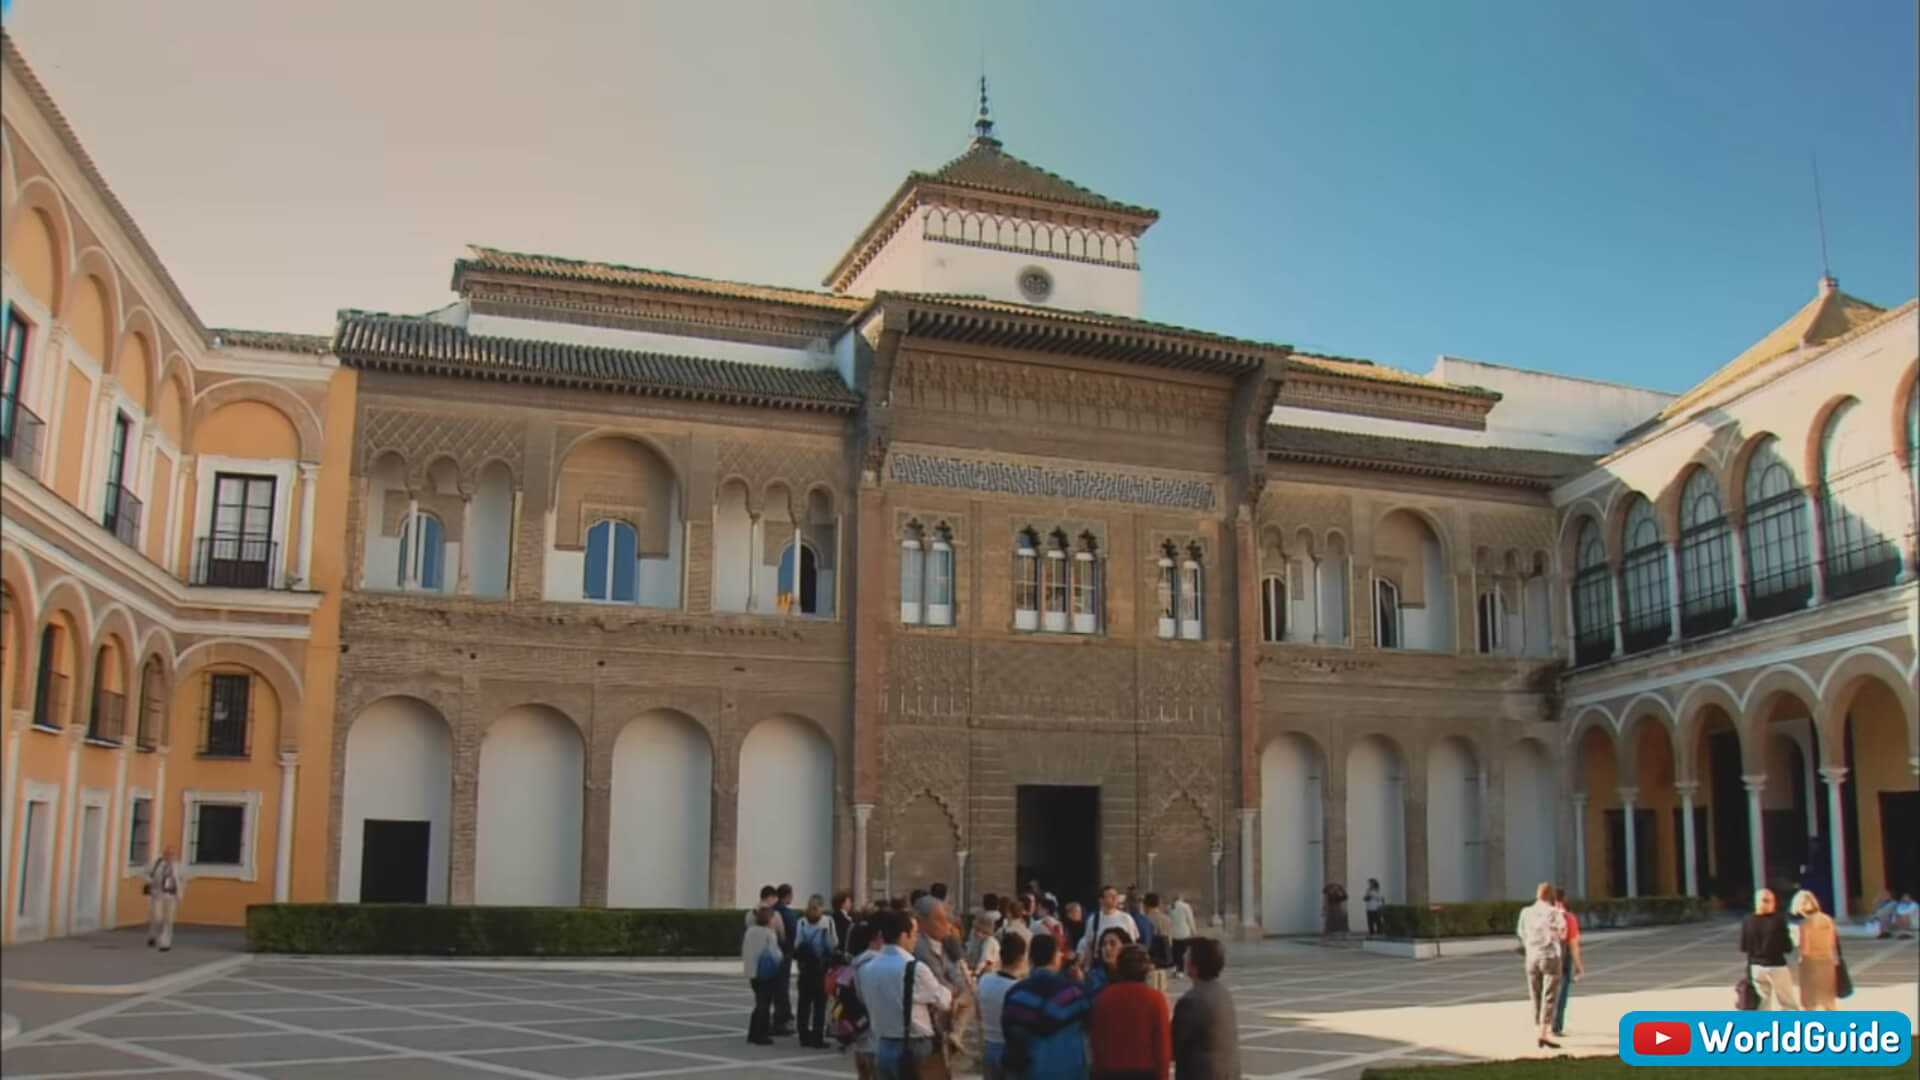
{"left": 1168, "top": 891, "right": 1198, "bottom": 974}
{"left": 856, "top": 909, "right": 953, "bottom": 1080}
{"left": 1515, "top": 882, "right": 1568, "bottom": 1049}
{"left": 976, "top": 930, "right": 1027, "bottom": 1080}
{"left": 1078, "top": 885, "right": 1140, "bottom": 963}
{"left": 146, "top": 846, "right": 183, "bottom": 951}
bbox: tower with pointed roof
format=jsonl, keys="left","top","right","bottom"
{"left": 825, "top": 81, "right": 1158, "bottom": 317}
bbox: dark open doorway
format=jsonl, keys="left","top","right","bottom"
{"left": 360, "top": 819, "right": 430, "bottom": 903}
{"left": 1017, "top": 785, "right": 1100, "bottom": 910}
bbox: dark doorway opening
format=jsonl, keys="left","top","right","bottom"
{"left": 1017, "top": 785, "right": 1099, "bottom": 910}
{"left": 360, "top": 819, "right": 431, "bottom": 903}
{"left": 1706, "top": 731, "right": 1751, "bottom": 899}
{"left": 1604, "top": 808, "right": 1657, "bottom": 897}
{"left": 1880, "top": 791, "right": 1920, "bottom": 897}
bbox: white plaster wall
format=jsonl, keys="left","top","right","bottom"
{"left": 338, "top": 698, "right": 452, "bottom": 903}
{"left": 1401, "top": 539, "right": 1453, "bottom": 650}
{"left": 712, "top": 490, "right": 752, "bottom": 613}
{"left": 846, "top": 229, "right": 926, "bottom": 297}
{"left": 1260, "top": 735, "right": 1324, "bottom": 934}
{"left": 468, "top": 467, "right": 514, "bottom": 597}
{"left": 361, "top": 460, "right": 406, "bottom": 590}
{"left": 469, "top": 313, "right": 826, "bottom": 371}
{"left": 734, "top": 716, "right": 833, "bottom": 906}
{"left": 1345, "top": 736, "right": 1406, "bottom": 931}
{"left": 1524, "top": 578, "right": 1552, "bottom": 656}
{"left": 475, "top": 706, "right": 584, "bottom": 906}
{"left": 1433, "top": 357, "right": 1677, "bottom": 453}
{"left": 850, "top": 226, "right": 1144, "bottom": 317}
{"left": 1426, "top": 738, "right": 1484, "bottom": 902}
{"left": 609, "top": 712, "right": 712, "bottom": 908}
{"left": 1319, "top": 556, "right": 1350, "bottom": 644}
{"left": 1504, "top": 740, "right": 1558, "bottom": 900}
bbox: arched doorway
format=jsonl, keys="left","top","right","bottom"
{"left": 475, "top": 705, "right": 584, "bottom": 905}
{"left": 1504, "top": 739, "right": 1557, "bottom": 899}
{"left": 610, "top": 711, "right": 713, "bottom": 907}
{"left": 339, "top": 697, "right": 452, "bottom": 903}
{"left": 734, "top": 715, "right": 833, "bottom": 905}
{"left": 1427, "top": 736, "right": 1484, "bottom": 902}
{"left": 1260, "top": 734, "right": 1324, "bottom": 933}
{"left": 1345, "top": 735, "right": 1406, "bottom": 929}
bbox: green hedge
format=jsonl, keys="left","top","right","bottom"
{"left": 1377, "top": 895, "right": 1711, "bottom": 940}
{"left": 246, "top": 904, "right": 747, "bottom": 956}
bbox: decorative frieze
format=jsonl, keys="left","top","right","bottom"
{"left": 890, "top": 452, "right": 1216, "bottom": 510}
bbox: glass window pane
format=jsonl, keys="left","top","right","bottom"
{"left": 611, "top": 521, "right": 638, "bottom": 602}
{"left": 583, "top": 520, "right": 609, "bottom": 600}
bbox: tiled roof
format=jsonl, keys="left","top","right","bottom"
{"left": 209, "top": 328, "right": 333, "bottom": 354}
{"left": 922, "top": 137, "right": 1158, "bottom": 219}
{"left": 334, "top": 312, "right": 860, "bottom": 412}
{"left": 875, "top": 292, "right": 1282, "bottom": 374}
{"left": 455, "top": 246, "right": 863, "bottom": 313}
{"left": 1655, "top": 279, "right": 1890, "bottom": 420}
{"left": 1266, "top": 424, "right": 1596, "bottom": 487}
{"left": 1289, "top": 352, "right": 1500, "bottom": 399}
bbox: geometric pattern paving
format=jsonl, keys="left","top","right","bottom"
{"left": 3, "top": 923, "right": 1914, "bottom": 1079}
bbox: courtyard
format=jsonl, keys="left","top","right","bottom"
{"left": 1, "top": 921, "right": 1915, "bottom": 1079}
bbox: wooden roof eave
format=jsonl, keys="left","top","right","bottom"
{"left": 1264, "top": 446, "right": 1558, "bottom": 490}
{"left": 340, "top": 353, "right": 859, "bottom": 415}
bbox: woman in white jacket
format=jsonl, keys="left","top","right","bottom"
{"left": 742, "top": 908, "right": 784, "bottom": 1045}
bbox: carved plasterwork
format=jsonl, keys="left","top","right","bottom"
{"left": 893, "top": 352, "right": 1228, "bottom": 436}
{"left": 716, "top": 439, "right": 846, "bottom": 502}
{"left": 1142, "top": 652, "right": 1228, "bottom": 728}
{"left": 883, "top": 729, "right": 969, "bottom": 839}
{"left": 357, "top": 407, "right": 525, "bottom": 488}
{"left": 889, "top": 638, "right": 972, "bottom": 723}
{"left": 891, "top": 452, "right": 1216, "bottom": 511}
{"left": 970, "top": 641, "right": 1134, "bottom": 725}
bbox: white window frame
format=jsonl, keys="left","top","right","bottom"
{"left": 69, "top": 786, "right": 111, "bottom": 932}
{"left": 582, "top": 517, "right": 641, "bottom": 604}
{"left": 14, "top": 780, "right": 60, "bottom": 942}
{"left": 1261, "top": 574, "right": 1286, "bottom": 643}
{"left": 192, "top": 456, "right": 296, "bottom": 578}
{"left": 900, "top": 534, "right": 925, "bottom": 625}
{"left": 399, "top": 509, "right": 448, "bottom": 592}
{"left": 1070, "top": 550, "right": 1099, "bottom": 634}
{"left": 1156, "top": 555, "right": 1177, "bottom": 639}
{"left": 1179, "top": 557, "right": 1204, "bottom": 640}
{"left": 926, "top": 535, "right": 954, "bottom": 627}
{"left": 125, "top": 787, "right": 155, "bottom": 873}
{"left": 1042, "top": 548, "right": 1069, "bottom": 633}
{"left": 1013, "top": 540, "right": 1039, "bottom": 631}
{"left": 181, "top": 788, "right": 261, "bottom": 882}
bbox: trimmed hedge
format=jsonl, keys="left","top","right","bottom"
{"left": 1377, "top": 895, "right": 1711, "bottom": 940}
{"left": 246, "top": 904, "right": 747, "bottom": 956}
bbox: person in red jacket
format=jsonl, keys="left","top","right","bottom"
{"left": 1088, "top": 944, "right": 1171, "bottom": 1080}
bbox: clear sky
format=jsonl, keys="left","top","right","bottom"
{"left": 6, "top": 0, "right": 1914, "bottom": 391}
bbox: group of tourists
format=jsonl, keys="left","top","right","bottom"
{"left": 1737, "top": 886, "right": 1850, "bottom": 1011}
{"left": 741, "top": 879, "right": 1240, "bottom": 1079}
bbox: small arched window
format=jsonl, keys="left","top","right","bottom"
{"left": 926, "top": 525, "right": 954, "bottom": 627}
{"left": 583, "top": 518, "right": 639, "bottom": 603}
{"left": 1475, "top": 587, "right": 1506, "bottom": 654}
{"left": 1571, "top": 520, "right": 1614, "bottom": 665}
{"left": 779, "top": 540, "right": 821, "bottom": 615}
{"left": 1374, "top": 578, "right": 1401, "bottom": 649}
{"left": 1742, "top": 437, "right": 1811, "bottom": 618}
{"left": 136, "top": 658, "right": 163, "bottom": 749}
{"left": 32, "top": 625, "right": 64, "bottom": 729}
{"left": 1013, "top": 528, "right": 1039, "bottom": 631}
{"left": 1071, "top": 533, "right": 1101, "bottom": 634}
{"left": 1179, "top": 543, "right": 1204, "bottom": 641}
{"left": 1261, "top": 574, "right": 1286, "bottom": 643}
{"left": 1043, "top": 530, "right": 1070, "bottom": 633}
{"left": 1819, "top": 399, "right": 1901, "bottom": 598}
{"left": 398, "top": 512, "right": 446, "bottom": 591}
{"left": 900, "top": 522, "right": 925, "bottom": 625}
{"left": 1619, "top": 497, "right": 1669, "bottom": 654}
{"left": 1677, "top": 468, "right": 1735, "bottom": 637}
{"left": 1156, "top": 542, "right": 1178, "bottom": 640}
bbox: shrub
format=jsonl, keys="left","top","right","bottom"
{"left": 246, "top": 904, "right": 747, "bottom": 956}
{"left": 1377, "top": 895, "right": 1711, "bottom": 940}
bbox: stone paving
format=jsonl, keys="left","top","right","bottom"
{"left": 1, "top": 922, "right": 1914, "bottom": 1079}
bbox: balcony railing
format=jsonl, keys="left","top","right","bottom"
{"left": 1, "top": 403, "right": 46, "bottom": 481}
{"left": 88, "top": 690, "right": 126, "bottom": 744}
{"left": 103, "top": 482, "right": 143, "bottom": 548}
{"left": 192, "top": 536, "right": 281, "bottom": 589}
{"left": 1572, "top": 632, "right": 1615, "bottom": 668}
{"left": 32, "top": 670, "right": 68, "bottom": 730}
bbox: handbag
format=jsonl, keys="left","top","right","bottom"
{"left": 1835, "top": 936, "right": 1854, "bottom": 999}
{"left": 1735, "top": 973, "right": 1760, "bottom": 1011}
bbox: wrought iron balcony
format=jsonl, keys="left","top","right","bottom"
{"left": 88, "top": 690, "right": 126, "bottom": 745}
{"left": 191, "top": 536, "right": 281, "bottom": 589}
{"left": 1, "top": 402, "right": 45, "bottom": 481}
{"left": 103, "top": 482, "right": 143, "bottom": 548}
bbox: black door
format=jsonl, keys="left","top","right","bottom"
{"left": 360, "top": 819, "right": 430, "bottom": 903}
{"left": 1604, "top": 808, "right": 1657, "bottom": 897}
{"left": 1880, "top": 791, "right": 1920, "bottom": 897}
{"left": 1017, "top": 785, "right": 1100, "bottom": 911}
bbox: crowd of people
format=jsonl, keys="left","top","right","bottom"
{"left": 740, "top": 880, "right": 1239, "bottom": 1079}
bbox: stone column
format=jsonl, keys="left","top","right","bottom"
{"left": 1308, "top": 558, "right": 1324, "bottom": 642}
{"left": 275, "top": 752, "right": 299, "bottom": 902}
{"left": 403, "top": 497, "right": 421, "bottom": 588}
{"left": 852, "top": 803, "right": 873, "bottom": 907}
{"left": 581, "top": 741, "right": 613, "bottom": 908}
{"left": 1820, "top": 767, "right": 1849, "bottom": 922}
{"left": 1208, "top": 847, "right": 1224, "bottom": 926}
{"left": 1727, "top": 515, "right": 1750, "bottom": 624}
{"left": 1238, "top": 808, "right": 1257, "bottom": 930}
{"left": 456, "top": 495, "right": 474, "bottom": 595}
{"left": 1570, "top": 794, "right": 1588, "bottom": 897}
{"left": 296, "top": 461, "right": 320, "bottom": 588}
{"left": 746, "top": 513, "right": 763, "bottom": 612}
{"left": 449, "top": 732, "right": 480, "bottom": 904}
{"left": 0, "top": 711, "right": 23, "bottom": 911}
{"left": 104, "top": 741, "right": 132, "bottom": 921}
{"left": 1675, "top": 781, "right": 1699, "bottom": 897}
{"left": 1742, "top": 775, "right": 1767, "bottom": 892}
{"left": 882, "top": 850, "right": 895, "bottom": 903}
{"left": 1804, "top": 486, "right": 1828, "bottom": 605}
{"left": 1608, "top": 569, "right": 1626, "bottom": 656}
{"left": 1619, "top": 787, "right": 1639, "bottom": 897}
{"left": 1403, "top": 763, "right": 1430, "bottom": 906}
{"left": 956, "top": 850, "right": 970, "bottom": 912}
{"left": 1146, "top": 851, "right": 1158, "bottom": 891}
{"left": 1664, "top": 544, "right": 1683, "bottom": 642}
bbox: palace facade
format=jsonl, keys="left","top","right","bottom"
{"left": 3, "top": 33, "right": 1913, "bottom": 941}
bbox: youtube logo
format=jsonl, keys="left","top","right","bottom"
{"left": 1633, "top": 1021, "right": 1692, "bottom": 1055}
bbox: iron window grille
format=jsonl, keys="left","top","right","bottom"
{"left": 31, "top": 627, "right": 65, "bottom": 729}
{"left": 188, "top": 802, "right": 246, "bottom": 866}
{"left": 1742, "top": 445, "right": 1812, "bottom": 621}
{"left": 1572, "top": 524, "right": 1615, "bottom": 667}
{"left": 202, "top": 673, "right": 252, "bottom": 758}
{"left": 127, "top": 797, "right": 153, "bottom": 867}
{"left": 1619, "top": 501, "right": 1670, "bottom": 655}
{"left": 1677, "top": 470, "right": 1736, "bottom": 638}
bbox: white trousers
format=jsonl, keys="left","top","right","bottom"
{"left": 148, "top": 892, "right": 178, "bottom": 948}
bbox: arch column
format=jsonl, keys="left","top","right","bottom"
{"left": 455, "top": 494, "right": 474, "bottom": 596}
{"left": 1570, "top": 793, "right": 1588, "bottom": 897}
{"left": 1619, "top": 787, "right": 1639, "bottom": 897}
{"left": 1664, "top": 545, "right": 1682, "bottom": 642}
{"left": 582, "top": 735, "right": 613, "bottom": 908}
{"left": 1727, "top": 513, "right": 1750, "bottom": 624}
{"left": 274, "top": 752, "right": 298, "bottom": 901}
{"left": 1675, "top": 781, "right": 1699, "bottom": 897}
{"left": 1803, "top": 485, "right": 1828, "bottom": 605}
{"left": 448, "top": 729, "right": 480, "bottom": 905}
{"left": 296, "top": 461, "right": 320, "bottom": 588}
{"left": 1403, "top": 762, "right": 1430, "bottom": 906}
{"left": 1819, "top": 766, "right": 1849, "bottom": 922}
{"left": 1238, "top": 808, "right": 1257, "bottom": 930}
{"left": 1742, "top": 774, "right": 1767, "bottom": 892}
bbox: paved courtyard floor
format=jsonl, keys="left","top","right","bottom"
{"left": 3, "top": 922, "right": 1915, "bottom": 1079}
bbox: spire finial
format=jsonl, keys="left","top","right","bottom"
{"left": 974, "top": 75, "right": 997, "bottom": 143}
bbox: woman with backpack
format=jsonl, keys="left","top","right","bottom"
{"left": 794, "top": 894, "right": 840, "bottom": 1048}
{"left": 742, "top": 907, "right": 784, "bottom": 1046}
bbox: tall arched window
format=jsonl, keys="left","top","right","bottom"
{"left": 925, "top": 525, "right": 954, "bottom": 626}
{"left": 1179, "top": 543, "right": 1204, "bottom": 640}
{"left": 1374, "top": 578, "right": 1401, "bottom": 649}
{"left": 583, "top": 518, "right": 639, "bottom": 603}
{"left": 1819, "top": 399, "right": 1901, "bottom": 598}
{"left": 1156, "top": 542, "right": 1178, "bottom": 639}
{"left": 1475, "top": 587, "right": 1505, "bottom": 654}
{"left": 900, "top": 522, "right": 925, "bottom": 625}
{"left": 1677, "top": 468, "right": 1735, "bottom": 637}
{"left": 1743, "top": 436, "right": 1811, "bottom": 619}
{"left": 778, "top": 541, "right": 821, "bottom": 615}
{"left": 1013, "top": 529, "right": 1039, "bottom": 631}
{"left": 1043, "top": 530, "right": 1070, "bottom": 633}
{"left": 31, "top": 625, "right": 63, "bottom": 729}
{"left": 1261, "top": 575, "right": 1286, "bottom": 643}
{"left": 1070, "top": 533, "right": 1101, "bottom": 634}
{"left": 88, "top": 647, "right": 123, "bottom": 744}
{"left": 1571, "top": 520, "right": 1614, "bottom": 665}
{"left": 137, "top": 658, "right": 163, "bottom": 749}
{"left": 1619, "top": 497, "right": 1669, "bottom": 653}
{"left": 397, "top": 512, "right": 446, "bottom": 591}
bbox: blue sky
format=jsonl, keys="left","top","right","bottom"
{"left": 8, "top": 0, "right": 1914, "bottom": 391}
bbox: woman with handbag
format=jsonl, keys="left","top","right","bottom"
{"left": 1790, "top": 891, "right": 1840, "bottom": 1010}
{"left": 145, "top": 846, "right": 183, "bottom": 951}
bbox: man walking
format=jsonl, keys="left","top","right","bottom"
{"left": 146, "top": 846, "right": 183, "bottom": 951}
{"left": 1740, "top": 888, "right": 1799, "bottom": 1010}
{"left": 1516, "top": 882, "right": 1566, "bottom": 1049}
{"left": 1078, "top": 886, "right": 1139, "bottom": 962}
{"left": 1168, "top": 891, "right": 1198, "bottom": 973}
